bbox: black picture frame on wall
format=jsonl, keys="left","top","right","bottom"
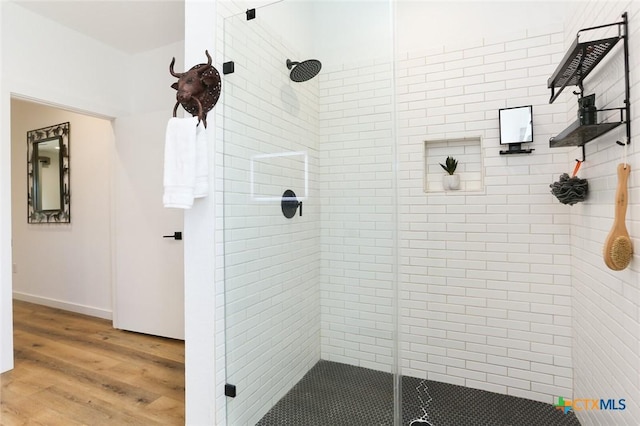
{"left": 27, "top": 122, "right": 70, "bottom": 223}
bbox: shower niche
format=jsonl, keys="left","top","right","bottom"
{"left": 424, "top": 137, "right": 484, "bottom": 193}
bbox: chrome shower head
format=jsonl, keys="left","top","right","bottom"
{"left": 286, "top": 58, "right": 322, "bottom": 82}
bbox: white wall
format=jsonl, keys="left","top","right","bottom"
{"left": 184, "top": 1, "right": 218, "bottom": 425}
{"left": 0, "top": 0, "right": 13, "bottom": 373}
{"left": 0, "top": 1, "right": 187, "bottom": 375}
{"left": 0, "top": 1, "right": 130, "bottom": 373}
{"left": 0, "top": 3, "right": 129, "bottom": 119}
{"left": 130, "top": 42, "right": 185, "bottom": 114}
{"left": 11, "top": 99, "right": 113, "bottom": 318}
{"left": 563, "top": 2, "right": 640, "bottom": 425}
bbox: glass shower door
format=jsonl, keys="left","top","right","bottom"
{"left": 223, "top": 1, "right": 397, "bottom": 424}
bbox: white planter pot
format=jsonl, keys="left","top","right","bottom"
{"left": 443, "top": 174, "right": 460, "bottom": 191}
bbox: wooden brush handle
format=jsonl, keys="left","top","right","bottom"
{"left": 615, "top": 163, "right": 631, "bottom": 227}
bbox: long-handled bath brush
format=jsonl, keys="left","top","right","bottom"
{"left": 603, "top": 163, "right": 633, "bottom": 271}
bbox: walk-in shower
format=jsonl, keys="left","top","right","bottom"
{"left": 221, "top": 2, "right": 585, "bottom": 426}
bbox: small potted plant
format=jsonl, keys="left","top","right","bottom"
{"left": 440, "top": 156, "right": 460, "bottom": 190}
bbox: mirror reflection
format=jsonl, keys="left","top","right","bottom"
{"left": 499, "top": 105, "right": 533, "bottom": 145}
{"left": 34, "top": 137, "right": 62, "bottom": 211}
{"left": 27, "top": 122, "right": 70, "bottom": 223}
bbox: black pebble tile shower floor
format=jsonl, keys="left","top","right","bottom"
{"left": 256, "top": 360, "right": 581, "bottom": 426}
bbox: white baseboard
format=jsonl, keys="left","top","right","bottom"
{"left": 12, "top": 291, "right": 112, "bottom": 320}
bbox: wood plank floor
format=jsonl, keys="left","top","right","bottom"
{"left": 1, "top": 300, "right": 185, "bottom": 425}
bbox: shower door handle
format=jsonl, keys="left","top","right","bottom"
{"left": 163, "top": 231, "right": 183, "bottom": 240}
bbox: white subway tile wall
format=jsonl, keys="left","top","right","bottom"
{"left": 221, "top": 12, "right": 322, "bottom": 426}
{"left": 318, "top": 59, "right": 396, "bottom": 373}
{"left": 397, "top": 27, "right": 576, "bottom": 404}
{"left": 563, "top": 2, "right": 640, "bottom": 426}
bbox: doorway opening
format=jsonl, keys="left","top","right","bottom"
{"left": 3, "top": 96, "right": 186, "bottom": 422}
{"left": 10, "top": 97, "right": 114, "bottom": 317}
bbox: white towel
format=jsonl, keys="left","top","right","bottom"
{"left": 194, "top": 123, "right": 209, "bottom": 198}
{"left": 163, "top": 117, "right": 208, "bottom": 209}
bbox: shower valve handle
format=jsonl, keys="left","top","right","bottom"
{"left": 281, "top": 190, "right": 303, "bottom": 218}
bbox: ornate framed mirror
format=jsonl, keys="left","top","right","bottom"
{"left": 27, "top": 122, "right": 70, "bottom": 223}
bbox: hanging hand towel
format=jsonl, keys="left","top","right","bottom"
{"left": 163, "top": 117, "right": 198, "bottom": 209}
{"left": 194, "top": 122, "right": 209, "bottom": 198}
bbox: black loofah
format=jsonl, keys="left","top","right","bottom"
{"left": 550, "top": 173, "right": 589, "bottom": 205}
